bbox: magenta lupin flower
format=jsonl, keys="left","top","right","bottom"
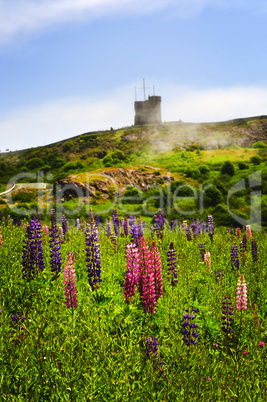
{"left": 150, "top": 241, "right": 163, "bottom": 301}
{"left": 204, "top": 252, "right": 211, "bottom": 266}
{"left": 236, "top": 274, "right": 247, "bottom": 311}
{"left": 138, "top": 236, "right": 156, "bottom": 314}
{"left": 246, "top": 225, "right": 252, "bottom": 238}
{"left": 63, "top": 253, "right": 78, "bottom": 309}
{"left": 124, "top": 243, "right": 140, "bottom": 303}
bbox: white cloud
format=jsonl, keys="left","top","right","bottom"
{"left": 1, "top": 83, "right": 267, "bottom": 151}
{"left": 0, "top": 0, "right": 263, "bottom": 44}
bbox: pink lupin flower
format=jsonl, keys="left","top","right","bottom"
{"left": 236, "top": 274, "right": 247, "bottom": 311}
{"left": 124, "top": 243, "right": 140, "bottom": 303}
{"left": 204, "top": 252, "right": 211, "bottom": 266}
{"left": 138, "top": 236, "right": 156, "bottom": 314}
{"left": 63, "top": 253, "right": 78, "bottom": 309}
{"left": 246, "top": 225, "right": 252, "bottom": 238}
{"left": 150, "top": 241, "right": 163, "bottom": 301}
{"left": 236, "top": 228, "right": 241, "bottom": 238}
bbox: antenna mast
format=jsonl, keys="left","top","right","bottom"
{"left": 140, "top": 78, "right": 149, "bottom": 101}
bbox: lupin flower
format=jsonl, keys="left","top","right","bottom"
{"left": 231, "top": 244, "right": 239, "bottom": 271}
{"left": 167, "top": 242, "right": 177, "bottom": 286}
{"left": 49, "top": 210, "right": 62, "bottom": 275}
{"left": 106, "top": 218, "right": 112, "bottom": 237}
{"left": 246, "top": 225, "right": 252, "bottom": 238}
{"left": 0, "top": 226, "right": 3, "bottom": 247}
{"left": 85, "top": 227, "right": 102, "bottom": 291}
{"left": 112, "top": 209, "right": 120, "bottom": 236}
{"left": 146, "top": 336, "right": 158, "bottom": 359}
{"left": 204, "top": 252, "right": 211, "bottom": 266}
{"left": 236, "top": 228, "right": 241, "bottom": 238}
{"left": 236, "top": 274, "right": 247, "bottom": 311}
{"left": 124, "top": 243, "right": 140, "bottom": 303}
{"left": 150, "top": 241, "right": 163, "bottom": 300}
{"left": 130, "top": 220, "right": 139, "bottom": 246}
{"left": 138, "top": 236, "right": 156, "bottom": 314}
{"left": 63, "top": 253, "right": 78, "bottom": 309}
{"left": 22, "top": 218, "right": 45, "bottom": 280}
{"left": 215, "top": 270, "right": 224, "bottom": 281}
{"left": 181, "top": 308, "right": 199, "bottom": 346}
{"left": 123, "top": 215, "right": 129, "bottom": 236}
{"left": 186, "top": 224, "right": 192, "bottom": 241}
{"left": 208, "top": 215, "right": 214, "bottom": 241}
{"left": 252, "top": 240, "right": 258, "bottom": 262}
{"left": 221, "top": 296, "right": 234, "bottom": 334}
{"left": 192, "top": 219, "right": 197, "bottom": 239}
{"left": 61, "top": 215, "right": 69, "bottom": 240}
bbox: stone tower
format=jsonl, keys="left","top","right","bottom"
{"left": 134, "top": 95, "right": 162, "bottom": 125}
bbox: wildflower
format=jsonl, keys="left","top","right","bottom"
{"left": 208, "top": 215, "right": 214, "bottom": 241}
{"left": 105, "top": 218, "right": 112, "bottom": 237}
{"left": 22, "top": 217, "right": 45, "bottom": 280}
{"left": 204, "top": 252, "right": 211, "bottom": 266}
{"left": 215, "top": 270, "right": 224, "bottom": 281}
{"left": 123, "top": 215, "right": 129, "bottom": 236}
{"left": 63, "top": 253, "right": 78, "bottom": 309}
{"left": 138, "top": 236, "right": 156, "bottom": 314}
{"left": 124, "top": 243, "right": 140, "bottom": 303}
{"left": 167, "top": 242, "right": 177, "bottom": 286}
{"left": 252, "top": 240, "right": 258, "bottom": 263}
{"left": 259, "top": 341, "right": 265, "bottom": 347}
{"left": 221, "top": 295, "right": 234, "bottom": 334}
{"left": 49, "top": 210, "right": 62, "bottom": 275}
{"left": 236, "top": 228, "right": 241, "bottom": 238}
{"left": 0, "top": 226, "right": 3, "bottom": 247}
{"left": 181, "top": 308, "right": 199, "bottom": 346}
{"left": 213, "top": 343, "right": 218, "bottom": 347}
{"left": 243, "top": 351, "right": 248, "bottom": 355}
{"left": 236, "top": 274, "right": 247, "bottom": 311}
{"left": 112, "top": 209, "right": 120, "bottom": 236}
{"left": 61, "top": 215, "right": 69, "bottom": 240}
{"left": 246, "top": 225, "right": 252, "bottom": 238}
{"left": 231, "top": 244, "right": 239, "bottom": 271}
{"left": 145, "top": 336, "right": 158, "bottom": 359}
{"left": 85, "top": 227, "right": 102, "bottom": 291}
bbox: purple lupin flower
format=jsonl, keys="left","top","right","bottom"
{"left": 146, "top": 336, "right": 158, "bottom": 359}
{"left": 95, "top": 214, "right": 100, "bottom": 227}
{"left": 112, "top": 209, "right": 120, "bottom": 236}
{"left": 186, "top": 224, "right": 192, "bottom": 241}
{"left": 167, "top": 242, "right": 177, "bottom": 286}
{"left": 208, "top": 215, "right": 214, "bottom": 241}
{"left": 130, "top": 220, "right": 139, "bottom": 246}
{"left": 61, "top": 215, "right": 69, "bottom": 240}
{"left": 85, "top": 227, "right": 102, "bottom": 291}
{"left": 124, "top": 243, "right": 140, "bottom": 303}
{"left": 22, "top": 218, "right": 45, "bottom": 280}
{"left": 137, "top": 217, "right": 144, "bottom": 238}
{"left": 181, "top": 308, "right": 199, "bottom": 346}
{"left": 49, "top": 210, "right": 62, "bottom": 275}
{"left": 221, "top": 295, "right": 234, "bottom": 334}
{"left": 197, "top": 219, "right": 201, "bottom": 235}
{"left": 123, "top": 215, "right": 130, "bottom": 236}
{"left": 63, "top": 253, "right": 78, "bottom": 309}
{"left": 231, "top": 244, "right": 239, "bottom": 271}
{"left": 252, "top": 239, "right": 258, "bottom": 262}
{"left": 192, "top": 219, "right": 197, "bottom": 239}
{"left": 105, "top": 218, "right": 112, "bottom": 237}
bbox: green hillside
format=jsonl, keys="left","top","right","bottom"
{"left": 1, "top": 116, "right": 267, "bottom": 228}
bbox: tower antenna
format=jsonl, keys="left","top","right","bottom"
{"left": 140, "top": 78, "right": 149, "bottom": 101}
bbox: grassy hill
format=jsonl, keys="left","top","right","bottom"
{"left": 0, "top": 116, "right": 267, "bottom": 228}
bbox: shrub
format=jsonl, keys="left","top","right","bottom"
{"left": 221, "top": 161, "right": 235, "bottom": 177}
{"left": 62, "top": 142, "right": 73, "bottom": 152}
{"left": 103, "top": 155, "right": 113, "bottom": 167}
{"left": 250, "top": 155, "right": 261, "bottom": 165}
{"left": 203, "top": 186, "right": 223, "bottom": 207}
{"left": 199, "top": 165, "right": 210, "bottom": 175}
{"left": 252, "top": 141, "right": 267, "bottom": 148}
{"left": 26, "top": 158, "right": 44, "bottom": 170}
{"left": 238, "top": 162, "right": 249, "bottom": 170}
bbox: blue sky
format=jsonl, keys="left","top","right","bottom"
{"left": 1, "top": 0, "right": 267, "bottom": 151}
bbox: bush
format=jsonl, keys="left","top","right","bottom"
{"left": 250, "top": 155, "right": 261, "bottom": 165}
{"left": 199, "top": 165, "right": 210, "bottom": 175}
{"left": 103, "top": 155, "right": 113, "bottom": 167}
{"left": 203, "top": 186, "right": 223, "bottom": 207}
{"left": 238, "top": 162, "right": 249, "bottom": 170}
{"left": 252, "top": 141, "right": 267, "bottom": 148}
{"left": 221, "top": 161, "right": 235, "bottom": 177}
{"left": 26, "top": 158, "right": 44, "bottom": 170}
{"left": 62, "top": 142, "right": 73, "bottom": 152}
